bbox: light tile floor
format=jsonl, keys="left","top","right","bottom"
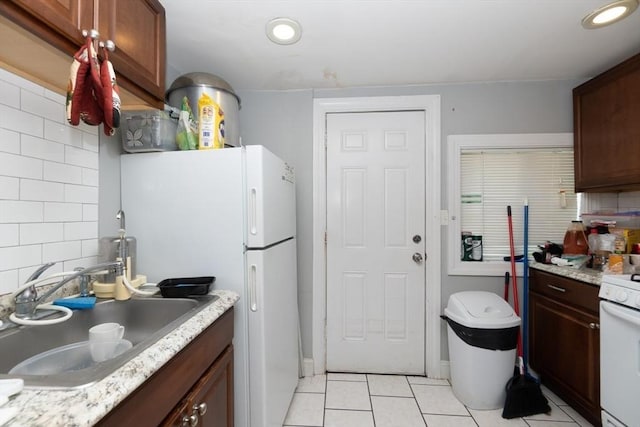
{"left": 283, "top": 373, "right": 595, "bottom": 427}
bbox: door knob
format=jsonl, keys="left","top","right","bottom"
{"left": 413, "top": 235, "right": 422, "bottom": 244}
{"left": 412, "top": 253, "right": 423, "bottom": 263}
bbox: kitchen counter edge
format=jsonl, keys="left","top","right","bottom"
{"left": 529, "top": 261, "right": 602, "bottom": 286}
{"left": 4, "top": 289, "right": 239, "bottom": 427}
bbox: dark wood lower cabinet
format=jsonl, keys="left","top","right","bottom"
{"left": 529, "top": 269, "right": 601, "bottom": 426}
{"left": 96, "top": 307, "right": 234, "bottom": 427}
{"left": 162, "top": 345, "right": 234, "bottom": 427}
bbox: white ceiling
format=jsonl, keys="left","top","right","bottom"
{"left": 159, "top": 0, "right": 640, "bottom": 92}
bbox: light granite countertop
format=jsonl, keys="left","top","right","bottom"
{"left": 529, "top": 261, "right": 602, "bottom": 286}
{"left": 2, "top": 289, "right": 239, "bottom": 427}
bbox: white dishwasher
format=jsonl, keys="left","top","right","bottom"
{"left": 599, "top": 274, "right": 640, "bottom": 427}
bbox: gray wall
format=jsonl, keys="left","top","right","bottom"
{"left": 98, "top": 130, "right": 123, "bottom": 238}
{"left": 99, "top": 78, "right": 585, "bottom": 362}
{"left": 235, "top": 89, "right": 314, "bottom": 359}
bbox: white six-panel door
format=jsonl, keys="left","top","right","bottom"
{"left": 326, "top": 111, "right": 426, "bottom": 374}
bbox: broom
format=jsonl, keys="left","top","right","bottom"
{"left": 502, "top": 204, "right": 551, "bottom": 419}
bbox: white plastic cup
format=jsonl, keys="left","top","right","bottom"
{"left": 89, "top": 322, "right": 125, "bottom": 362}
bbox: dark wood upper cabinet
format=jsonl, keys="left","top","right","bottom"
{"left": 573, "top": 52, "right": 640, "bottom": 192}
{"left": 0, "top": 0, "right": 165, "bottom": 109}
{"left": 98, "top": 0, "right": 166, "bottom": 104}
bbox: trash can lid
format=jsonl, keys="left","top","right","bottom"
{"left": 444, "top": 291, "right": 520, "bottom": 329}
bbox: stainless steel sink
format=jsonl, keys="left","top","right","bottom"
{"left": 0, "top": 294, "right": 218, "bottom": 389}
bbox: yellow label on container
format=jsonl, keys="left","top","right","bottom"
{"left": 197, "top": 93, "right": 225, "bottom": 149}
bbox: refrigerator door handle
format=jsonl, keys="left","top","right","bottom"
{"left": 249, "top": 263, "right": 258, "bottom": 311}
{"left": 250, "top": 188, "right": 257, "bottom": 235}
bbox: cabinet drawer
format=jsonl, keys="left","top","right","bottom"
{"left": 530, "top": 269, "right": 599, "bottom": 315}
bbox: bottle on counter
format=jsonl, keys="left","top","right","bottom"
{"left": 588, "top": 228, "right": 599, "bottom": 254}
{"left": 563, "top": 220, "right": 589, "bottom": 255}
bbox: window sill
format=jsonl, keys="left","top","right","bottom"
{"left": 448, "top": 260, "right": 525, "bottom": 277}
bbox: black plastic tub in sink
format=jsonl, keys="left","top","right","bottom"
{"left": 157, "top": 276, "right": 215, "bottom": 298}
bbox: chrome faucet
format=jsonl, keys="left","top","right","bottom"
{"left": 14, "top": 261, "right": 125, "bottom": 319}
{"left": 14, "top": 262, "right": 56, "bottom": 316}
{"left": 74, "top": 266, "right": 93, "bottom": 297}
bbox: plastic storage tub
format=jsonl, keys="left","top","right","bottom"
{"left": 121, "top": 109, "right": 178, "bottom": 153}
{"left": 443, "top": 291, "right": 520, "bottom": 409}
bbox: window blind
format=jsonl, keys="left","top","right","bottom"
{"left": 460, "top": 148, "right": 576, "bottom": 261}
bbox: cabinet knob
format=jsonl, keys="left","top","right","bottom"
{"left": 589, "top": 322, "right": 600, "bottom": 329}
{"left": 81, "top": 29, "right": 100, "bottom": 39}
{"left": 182, "top": 414, "right": 198, "bottom": 427}
{"left": 193, "top": 402, "right": 208, "bottom": 416}
{"left": 100, "top": 39, "right": 116, "bottom": 52}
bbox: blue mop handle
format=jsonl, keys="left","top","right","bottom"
{"left": 523, "top": 200, "right": 530, "bottom": 373}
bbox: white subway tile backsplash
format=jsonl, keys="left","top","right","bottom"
{"left": 65, "top": 184, "right": 98, "bottom": 203}
{"left": 0, "top": 80, "right": 19, "bottom": 108}
{"left": 21, "top": 134, "right": 65, "bottom": 162}
{"left": 21, "top": 89, "right": 65, "bottom": 123}
{"left": 20, "top": 222, "right": 63, "bottom": 245}
{"left": 82, "top": 239, "right": 99, "bottom": 257}
{"left": 0, "top": 176, "right": 19, "bottom": 199}
{"left": 0, "top": 151, "right": 43, "bottom": 179}
{"left": 44, "top": 89, "right": 65, "bottom": 104}
{"left": 0, "top": 104, "right": 43, "bottom": 137}
{"left": 82, "top": 168, "right": 99, "bottom": 187}
{"left": 64, "top": 221, "right": 98, "bottom": 240}
{"left": 44, "top": 119, "right": 83, "bottom": 147}
{"left": 42, "top": 241, "right": 82, "bottom": 263}
{"left": 20, "top": 178, "right": 64, "bottom": 202}
{"left": 65, "top": 145, "right": 99, "bottom": 169}
{"left": 0, "top": 224, "right": 19, "bottom": 247}
{"left": 618, "top": 191, "right": 640, "bottom": 210}
{"left": 0, "top": 244, "right": 42, "bottom": 270}
{"left": 82, "top": 131, "right": 100, "bottom": 152}
{"left": 1, "top": 69, "right": 102, "bottom": 295}
{"left": 44, "top": 161, "right": 82, "bottom": 184}
{"left": 0, "top": 200, "right": 43, "bottom": 223}
{"left": 44, "top": 202, "right": 83, "bottom": 222}
{"left": 0, "top": 128, "right": 20, "bottom": 154}
{"left": 0, "top": 269, "right": 19, "bottom": 294}
{"left": 76, "top": 120, "right": 99, "bottom": 135}
{"left": 82, "top": 204, "right": 98, "bottom": 221}
{"left": 0, "top": 68, "right": 45, "bottom": 95}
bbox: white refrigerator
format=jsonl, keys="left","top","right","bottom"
{"left": 120, "top": 145, "right": 299, "bottom": 427}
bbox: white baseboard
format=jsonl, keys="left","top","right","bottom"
{"left": 299, "top": 357, "right": 451, "bottom": 380}
{"left": 303, "top": 358, "right": 314, "bottom": 377}
{"left": 439, "top": 361, "right": 450, "bottom": 380}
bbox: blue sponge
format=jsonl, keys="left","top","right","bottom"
{"left": 52, "top": 297, "right": 96, "bottom": 310}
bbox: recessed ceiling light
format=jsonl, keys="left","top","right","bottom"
{"left": 582, "top": 0, "right": 639, "bottom": 29}
{"left": 266, "top": 17, "right": 302, "bottom": 45}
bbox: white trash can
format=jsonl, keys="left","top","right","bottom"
{"left": 443, "top": 291, "right": 521, "bottom": 410}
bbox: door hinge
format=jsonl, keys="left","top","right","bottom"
{"left": 324, "top": 231, "right": 327, "bottom": 245}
